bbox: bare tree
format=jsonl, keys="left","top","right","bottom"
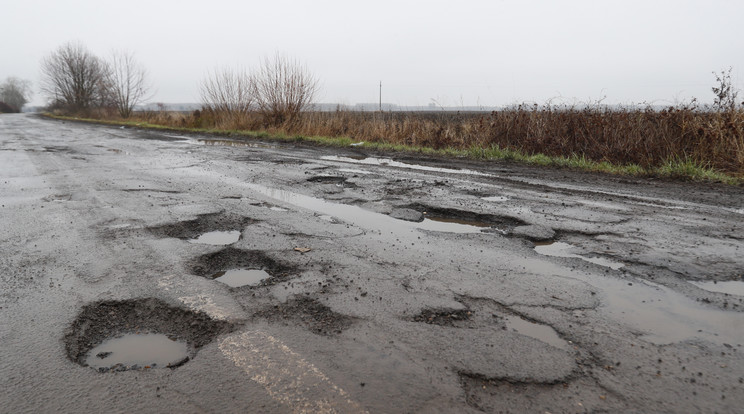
{"left": 105, "top": 51, "right": 151, "bottom": 118}
{"left": 40, "top": 42, "right": 109, "bottom": 112}
{"left": 0, "top": 77, "right": 32, "bottom": 112}
{"left": 200, "top": 67, "right": 253, "bottom": 126}
{"left": 712, "top": 67, "right": 740, "bottom": 111}
{"left": 250, "top": 53, "right": 318, "bottom": 125}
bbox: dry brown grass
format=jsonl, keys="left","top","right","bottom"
{"left": 89, "top": 103, "right": 744, "bottom": 176}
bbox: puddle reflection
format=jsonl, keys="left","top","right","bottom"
{"left": 188, "top": 230, "right": 241, "bottom": 245}
{"left": 691, "top": 280, "right": 744, "bottom": 296}
{"left": 86, "top": 333, "right": 188, "bottom": 369}
{"left": 321, "top": 156, "right": 494, "bottom": 177}
{"left": 503, "top": 315, "right": 571, "bottom": 351}
{"left": 214, "top": 269, "right": 271, "bottom": 287}
{"left": 535, "top": 241, "right": 624, "bottom": 270}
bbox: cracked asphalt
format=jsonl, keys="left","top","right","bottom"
{"left": 1, "top": 113, "right": 744, "bottom": 413}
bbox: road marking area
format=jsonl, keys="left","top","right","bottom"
{"left": 219, "top": 331, "right": 367, "bottom": 414}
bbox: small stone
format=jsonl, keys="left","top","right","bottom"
{"left": 390, "top": 208, "right": 424, "bottom": 222}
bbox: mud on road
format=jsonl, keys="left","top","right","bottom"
{"left": 1, "top": 113, "right": 744, "bottom": 413}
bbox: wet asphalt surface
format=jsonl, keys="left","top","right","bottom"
{"left": 1, "top": 113, "right": 743, "bottom": 413}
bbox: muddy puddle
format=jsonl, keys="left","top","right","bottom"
{"left": 418, "top": 217, "right": 491, "bottom": 234}
{"left": 503, "top": 315, "right": 571, "bottom": 351}
{"left": 524, "top": 256, "right": 744, "bottom": 345}
{"left": 691, "top": 280, "right": 744, "bottom": 296}
{"left": 65, "top": 298, "right": 234, "bottom": 371}
{"left": 535, "top": 241, "right": 624, "bottom": 270}
{"left": 85, "top": 333, "right": 189, "bottom": 370}
{"left": 188, "top": 230, "right": 241, "bottom": 245}
{"left": 213, "top": 269, "right": 271, "bottom": 288}
{"left": 242, "top": 183, "right": 494, "bottom": 237}
{"left": 321, "top": 155, "right": 494, "bottom": 177}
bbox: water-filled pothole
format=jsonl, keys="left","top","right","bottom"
{"left": 691, "top": 280, "right": 744, "bottom": 296}
{"left": 213, "top": 269, "right": 272, "bottom": 288}
{"left": 65, "top": 298, "right": 234, "bottom": 372}
{"left": 534, "top": 241, "right": 624, "bottom": 270}
{"left": 502, "top": 315, "right": 571, "bottom": 351}
{"left": 147, "top": 212, "right": 256, "bottom": 241}
{"left": 321, "top": 155, "right": 494, "bottom": 177}
{"left": 85, "top": 333, "right": 189, "bottom": 370}
{"left": 191, "top": 248, "right": 296, "bottom": 286}
{"left": 188, "top": 230, "right": 241, "bottom": 245}
{"left": 408, "top": 204, "right": 525, "bottom": 234}
{"left": 198, "top": 139, "right": 274, "bottom": 148}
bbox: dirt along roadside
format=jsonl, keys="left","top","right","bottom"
{"left": 1, "top": 113, "right": 743, "bottom": 413}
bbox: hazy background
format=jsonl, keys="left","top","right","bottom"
{"left": 3, "top": 0, "right": 743, "bottom": 108}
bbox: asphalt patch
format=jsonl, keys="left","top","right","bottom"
{"left": 64, "top": 298, "right": 235, "bottom": 371}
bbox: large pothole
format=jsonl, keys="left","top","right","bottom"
{"left": 190, "top": 247, "right": 297, "bottom": 287}
{"left": 401, "top": 203, "right": 526, "bottom": 232}
{"left": 64, "top": 298, "right": 235, "bottom": 372}
{"left": 253, "top": 297, "right": 356, "bottom": 336}
{"left": 147, "top": 212, "right": 257, "bottom": 241}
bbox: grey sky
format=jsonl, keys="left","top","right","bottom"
{"left": 4, "top": 0, "right": 743, "bottom": 107}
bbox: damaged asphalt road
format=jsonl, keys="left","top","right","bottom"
{"left": 1, "top": 113, "right": 743, "bottom": 413}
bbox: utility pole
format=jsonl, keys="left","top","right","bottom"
{"left": 379, "top": 81, "right": 382, "bottom": 112}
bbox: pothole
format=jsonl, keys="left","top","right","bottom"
{"left": 500, "top": 314, "right": 572, "bottom": 352}
{"left": 691, "top": 280, "right": 744, "bottom": 296}
{"left": 405, "top": 203, "right": 525, "bottom": 234}
{"left": 243, "top": 182, "right": 515, "bottom": 238}
{"left": 199, "top": 139, "right": 273, "bottom": 148}
{"left": 253, "top": 297, "right": 355, "bottom": 336}
{"left": 534, "top": 241, "right": 624, "bottom": 270}
{"left": 412, "top": 308, "right": 473, "bottom": 326}
{"left": 307, "top": 175, "right": 347, "bottom": 184}
{"left": 188, "top": 230, "right": 241, "bottom": 245}
{"left": 213, "top": 269, "right": 272, "bottom": 288}
{"left": 190, "top": 247, "right": 297, "bottom": 287}
{"left": 64, "top": 298, "right": 235, "bottom": 372}
{"left": 86, "top": 333, "right": 189, "bottom": 370}
{"left": 321, "top": 155, "right": 494, "bottom": 177}
{"left": 306, "top": 175, "right": 358, "bottom": 188}
{"left": 147, "top": 212, "right": 257, "bottom": 241}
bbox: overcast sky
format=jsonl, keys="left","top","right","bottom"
{"left": 4, "top": 0, "right": 743, "bottom": 107}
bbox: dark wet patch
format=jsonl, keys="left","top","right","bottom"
{"left": 199, "top": 139, "right": 274, "bottom": 148}
{"left": 122, "top": 188, "right": 181, "bottom": 194}
{"left": 412, "top": 308, "right": 473, "bottom": 326}
{"left": 458, "top": 372, "right": 623, "bottom": 413}
{"left": 253, "top": 297, "right": 355, "bottom": 336}
{"left": 404, "top": 203, "right": 526, "bottom": 230}
{"left": 190, "top": 247, "right": 297, "bottom": 286}
{"left": 147, "top": 212, "right": 257, "bottom": 240}
{"left": 43, "top": 145, "right": 75, "bottom": 153}
{"left": 307, "top": 175, "right": 348, "bottom": 184}
{"left": 64, "top": 298, "right": 235, "bottom": 371}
